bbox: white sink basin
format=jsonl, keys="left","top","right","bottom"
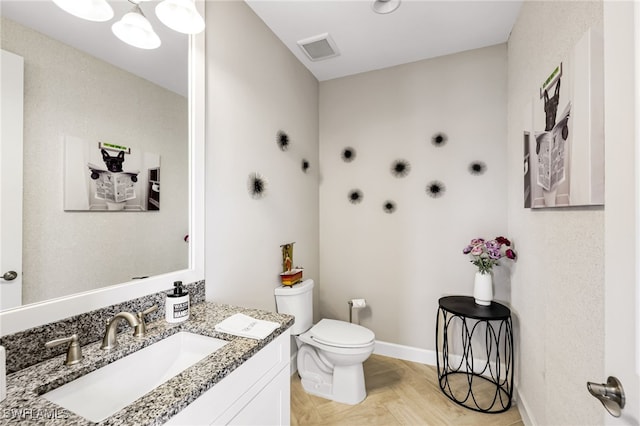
{"left": 42, "top": 332, "right": 228, "bottom": 422}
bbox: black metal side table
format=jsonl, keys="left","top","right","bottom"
{"left": 435, "top": 296, "right": 514, "bottom": 413}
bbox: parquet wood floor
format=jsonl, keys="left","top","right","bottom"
{"left": 291, "top": 354, "right": 524, "bottom": 426}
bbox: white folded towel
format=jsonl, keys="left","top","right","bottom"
{"left": 214, "top": 313, "right": 280, "bottom": 340}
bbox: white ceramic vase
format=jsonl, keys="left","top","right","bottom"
{"left": 473, "top": 271, "right": 493, "bottom": 306}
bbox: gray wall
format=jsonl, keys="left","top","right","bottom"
{"left": 506, "top": 1, "right": 604, "bottom": 424}
{"left": 318, "top": 45, "right": 508, "bottom": 349}
{"left": 204, "top": 1, "right": 320, "bottom": 312}
{"left": 202, "top": 1, "right": 609, "bottom": 423}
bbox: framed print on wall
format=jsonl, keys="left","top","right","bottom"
{"left": 64, "top": 135, "right": 161, "bottom": 211}
{"left": 525, "top": 27, "right": 604, "bottom": 208}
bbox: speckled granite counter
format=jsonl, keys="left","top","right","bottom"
{"left": 0, "top": 303, "right": 294, "bottom": 425}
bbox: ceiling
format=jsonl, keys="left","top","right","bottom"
{"left": 1, "top": 0, "right": 188, "bottom": 96}
{"left": 245, "top": 0, "right": 523, "bottom": 81}
{"left": 1, "top": 1, "right": 523, "bottom": 92}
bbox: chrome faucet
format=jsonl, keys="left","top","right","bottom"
{"left": 134, "top": 305, "right": 158, "bottom": 338}
{"left": 101, "top": 312, "right": 141, "bottom": 350}
{"left": 45, "top": 334, "right": 82, "bottom": 366}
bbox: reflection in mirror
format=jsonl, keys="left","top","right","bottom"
{"left": 0, "top": 1, "right": 190, "bottom": 311}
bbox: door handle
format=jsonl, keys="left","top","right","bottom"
{"left": 1, "top": 271, "right": 17, "bottom": 281}
{"left": 587, "top": 376, "right": 625, "bottom": 417}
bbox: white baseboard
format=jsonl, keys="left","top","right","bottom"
{"left": 288, "top": 340, "right": 437, "bottom": 375}
{"left": 515, "top": 390, "right": 535, "bottom": 426}
{"left": 291, "top": 339, "right": 517, "bottom": 380}
{"left": 374, "top": 340, "right": 438, "bottom": 365}
{"left": 288, "top": 340, "right": 456, "bottom": 368}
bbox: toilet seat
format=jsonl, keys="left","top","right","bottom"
{"left": 305, "top": 319, "right": 375, "bottom": 348}
{"left": 275, "top": 279, "right": 375, "bottom": 404}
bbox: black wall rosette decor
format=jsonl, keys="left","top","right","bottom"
{"left": 468, "top": 161, "right": 487, "bottom": 175}
{"left": 301, "top": 158, "right": 310, "bottom": 173}
{"left": 390, "top": 159, "right": 411, "bottom": 178}
{"left": 341, "top": 147, "right": 356, "bottom": 163}
{"left": 348, "top": 189, "right": 363, "bottom": 204}
{"left": 431, "top": 132, "right": 448, "bottom": 147}
{"left": 276, "top": 130, "right": 290, "bottom": 151}
{"left": 247, "top": 172, "right": 268, "bottom": 199}
{"left": 383, "top": 200, "right": 397, "bottom": 213}
{"left": 426, "top": 180, "right": 446, "bottom": 198}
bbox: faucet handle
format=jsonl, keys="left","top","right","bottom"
{"left": 134, "top": 305, "right": 158, "bottom": 338}
{"left": 45, "top": 334, "right": 82, "bottom": 366}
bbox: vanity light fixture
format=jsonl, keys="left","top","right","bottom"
{"left": 372, "top": 0, "right": 401, "bottom": 14}
{"left": 52, "top": 0, "right": 114, "bottom": 22}
{"left": 155, "top": 0, "right": 205, "bottom": 35}
{"left": 52, "top": 0, "right": 205, "bottom": 50}
{"left": 112, "top": 3, "right": 161, "bottom": 50}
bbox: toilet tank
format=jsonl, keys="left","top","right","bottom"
{"left": 274, "top": 279, "right": 313, "bottom": 335}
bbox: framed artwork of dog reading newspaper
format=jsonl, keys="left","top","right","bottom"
{"left": 64, "top": 136, "right": 160, "bottom": 211}
{"left": 523, "top": 28, "right": 604, "bottom": 209}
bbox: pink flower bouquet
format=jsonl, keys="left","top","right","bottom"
{"left": 463, "top": 236, "right": 517, "bottom": 274}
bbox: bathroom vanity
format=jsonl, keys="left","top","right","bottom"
{"left": 0, "top": 302, "right": 293, "bottom": 425}
{"left": 166, "top": 329, "right": 290, "bottom": 425}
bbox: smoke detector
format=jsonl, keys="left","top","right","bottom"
{"left": 297, "top": 33, "right": 340, "bottom": 62}
{"left": 372, "top": 0, "right": 401, "bottom": 14}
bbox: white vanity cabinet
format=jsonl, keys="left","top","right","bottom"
{"left": 166, "top": 331, "right": 291, "bottom": 425}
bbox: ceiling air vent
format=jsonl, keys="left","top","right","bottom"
{"left": 297, "top": 33, "right": 340, "bottom": 62}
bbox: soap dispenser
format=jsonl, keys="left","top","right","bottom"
{"left": 165, "top": 281, "right": 190, "bottom": 323}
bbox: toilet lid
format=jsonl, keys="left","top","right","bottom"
{"left": 309, "top": 319, "right": 375, "bottom": 347}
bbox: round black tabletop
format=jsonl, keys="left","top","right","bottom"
{"left": 438, "top": 296, "right": 511, "bottom": 320}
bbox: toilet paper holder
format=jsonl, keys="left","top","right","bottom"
{"left": 348, "top": 299, "right": 366, "bottom": 323}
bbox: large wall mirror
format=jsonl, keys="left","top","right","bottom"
{"left": 0, "top": 1, "right": 205, "bottom": 335}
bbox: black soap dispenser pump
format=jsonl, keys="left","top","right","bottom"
{"left": 165, "top": 281, "right": 190, "bottom": 323}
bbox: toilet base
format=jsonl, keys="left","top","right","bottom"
{"left": 297, "top": 345, "right": 367, "bottom": 405}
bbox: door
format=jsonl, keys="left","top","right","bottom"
{"left": 602, "top": 2, "right": 639, "bottom": 424}
{"left": 0, "top": 49, "right": 24, "bottom": 310}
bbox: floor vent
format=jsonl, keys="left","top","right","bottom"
{"left": 297, "top": 33, "right": 340, "bottom": 61}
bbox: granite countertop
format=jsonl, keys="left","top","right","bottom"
{"left": 0, "top": 303, "right": 294, "bottom": 425}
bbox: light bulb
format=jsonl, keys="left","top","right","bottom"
{"left": 52, "top": 0, "right": 114, "bottom": 22}
{"left": 112, "top": 6, "right": 161, "bottom": 50}
{"left": 155, "top": 0, "right": 205, "bottom": 35}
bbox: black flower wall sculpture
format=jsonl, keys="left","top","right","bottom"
{"left": 276, "top": 130, "right": 290, "bottom": 151}
{"left": 301, "top": 159, "right": 310, "bottom": 173}
{"left": 348, "top": 189, "right": 363, "bottom": 204}
{"left": 426, "top": 180, "right": 446, "bottom": 198}
{"left": 383, "top": 200, "right": 397, "bottom": 213}
{"left": 391, "top": 159, "right": 411, "bottom": 178}
{"left": 469, "top": 161, "right": 487, "bottom": 175}
{"left": 431, "top": 133, "right": 448, "bottom": 147}
{"left": 341, "top": 147, "right": 356, "bottom": 163}
{"left": 248, "top": 172, "right": 268, "bottom": 199}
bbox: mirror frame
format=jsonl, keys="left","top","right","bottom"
{"left": 0, "top": 1, "right": 206, "bottom": 336}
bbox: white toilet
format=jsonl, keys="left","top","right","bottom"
{"left": 274, "top": 279, "right": 375, "bottom": 405}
